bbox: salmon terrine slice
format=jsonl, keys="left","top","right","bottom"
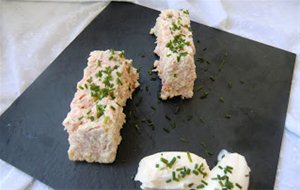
{"left": 63, "top": 50, "right": 139, "bottom": 163}
{"left": 150, "top": 9, "right": 196, "bottom": 100}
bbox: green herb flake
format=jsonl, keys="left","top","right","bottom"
{"left": 219, "top": 97, "right": 224, "bottom": 103}
{"left": 201, "top": 180, "right": 208, "bottom": 186}
{"left": 218, "top": 59, "right": 225, "bottom": 72}
{"left": 200, "top": 91, "right": 209, "bottom": 99}
{"left": 168, "top": 157, "right": 176, "bottom": 168}
{"left": 228, "top": 82, "right": 233, "bottom": 88}
{"left": 78, "top": 116, "right": 84, "bottom": 121}
{"left": 196, "top": 85, "right": 204, "bottom": 92}
{"left": 134, "top": 124, "right": 140, "bottom": 133}
{"left": 116, "top": 71, "right": 122, "bottom": 77}
{"left": 187, "top": 152, "right": 193, "bottom": 163}
{"left": 89, "top": 116, "right": 95, "bottom": 121}
{"left": 87, "top": 77, "right": 92, "bottom": 83}
{"left": 96, "top": 104, "right": 106, "bottom": 118}
{"left": 209, "top": 76, "right": 216, "bottom": 82}
{"left": 170, "top": 121, "right": 176, "bottom": 129}
{"left": 119, "top": 50, "right": 125, "bottom": 58}
{"left": 225, "top": 113, "right": 232, "bottom": 119}
{"left": 150, "top": 76, "right": 157, "bottom": 81}
{"left": 236, "top": 183, "right": 242, "bottom": 189}
{"left": 155, "top": 164, "right": 159, "bottom": 168}
{"left": 165, "top": 115, "right": 171, "bottom": 121}
{"left": 177, "top": 51, "right": 188, "bottom": 61}
{"left": 78, "top": 85, "right": 84, "bottom": 90}
{"left": 166, "top": 179, "right": 172, "bottom": 183}
{"left": 180, "top": 137, "right": 189, "bottom": 143}
{"left": 196, "top": 184, "right": 205, "bottom": 189}
{"left": 163, "top": 128, "right": 170, "bottom": 133}
{"left": 97, "top": 60, "right": 102, "bottom": 66}
{"left": 182, "top": 9, "right": 189, "bottom": 15}
{"left": 147, "top": 68, "right": 153, "bottom": 75}
{"left": 175, "top": 106, "right": 180, "bottom": 114}
{"left": 150, "top": 106, "right": 156, "bottom": 111}
{"left": 103, "top": 116, "right": 110, "bottom": 124}
{"left": 116, "top": 78, "right": 123, "bottom": 85}
{"left": 187, "top": 114, "right": 193, "bottom": 121}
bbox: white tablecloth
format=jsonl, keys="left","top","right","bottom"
{"left": 0, "top": 0, "right": 299, "bottom": 189}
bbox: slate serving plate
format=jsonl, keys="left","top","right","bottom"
{"left": 0, "top": 2, "right": 296, "bottom": 189}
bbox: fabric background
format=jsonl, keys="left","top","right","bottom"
{"left": 0, "top": 0, "right": 299, "bottom": 189}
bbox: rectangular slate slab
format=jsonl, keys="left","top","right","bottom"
{"left": 0, "top": 2, "right": 296, "bottom": 189}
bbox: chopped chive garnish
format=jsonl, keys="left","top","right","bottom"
{"left": 134, "top": 124, "right": 140, "bottom": 133}
{"left": 103, "top": 116, "right": 109, "bottom": 124}
{"left": 169, "top": 121, "right": 176, "bottom": 129}
{"left": 150, "top": 106, "right": 156, "bottom": 111}
{"left": 110, "top": 106, "right": 115, "bottom": 111}
{"left": 174, "top": 73, "right": 177, "bottom": 77}
{"left": 218, "top": 59, "right": 225, "bottom": 72}
{"left": 197, "top": 57, "right": 205, "bottom": 63}
{"left": 196, "top": 184, "right": 204, "bottom": 189}
{"left": 182, "top": 9, "right": 189, "bottom": 14}
{"left": 225, "top": 113, "right": 232, "bottom": 119}
{"left": 78, "top": 116, "right": 84, "bottom": 120}
{"left": 187, "top": 114, "right": 193, "bottom": 121}
{"left": 166, "top": 179, "right": 172, "bottom": 183}
{"left": 168, "top": 157, "right": 176, "bottom": 168}
{"left": 180, "top": 137, "right": 189, "bottom": 143}
{"left": 172, "top": 171, "right": 177, "bottom": 180}
{"left": 201, "top": 180, "right": 208, "bottom": 186}
{"left": 187, "top": 152, "right": 192, "bottom": 163}
{"left": 193, "top": 170, "right": 199, "bottom": 175}
{"left": 160, "top": 157, "right": 169, "bottom": 165}
{"left": 209, "top": 76, "right": 215, "bottom": 82}
{"left": 155, "top": 164, "right": 159, "bottom": 168}
{"left": 219, "top": 97, "right": 224, "bottom": 103}
{"left": 175, "top": 106, "right": 180, "bottom": 114}
{"left": 79, "top": 85, "right": 84, "bottom": 90}
{"left": 200, "top": 91, "right": 209, "bottom": 99}
{"left": 165, "top": 115, "right": 171, "bottom": 121}
{"left": 163, "top": 128, "right": 170, "bottom": 133}
{"left": 188, "top": 183, "right": 194, "bottom": 187}
{"left": 236, "top": 183, "right": 242, "bottom": 189}
{"left": 89, "top": 116, "right": 95, "bottom": 121}
{"left": 196, "top": 85, "right": 204, "bottom": 92}
{"left": 97, "top": 60, "right": 101, "bottom": 66}
{"left": 228, "top": 82, "right": 232, "bottom": 88}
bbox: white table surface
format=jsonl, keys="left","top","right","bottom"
{"left": 0, "top": 0, "right": 299, "bottom": 189}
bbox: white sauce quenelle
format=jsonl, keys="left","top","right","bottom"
{"left": 135, "top": 152, "right": 210, "bottom": 190}
{"left": 135, "top": 151, "right": 250, "bottom": 190}
{"left": 150, "top": 9, "right": 196, "bottom": 100}
{"left": 63, "top": 50, "right": 139, "bottom": 163}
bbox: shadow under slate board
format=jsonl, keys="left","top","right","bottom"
{"left": 0, "top": 2, "right": 296, "bottom": 190}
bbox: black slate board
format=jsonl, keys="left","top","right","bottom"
{"left": 0, "top": 2, "right": 296, "bottom": 189}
